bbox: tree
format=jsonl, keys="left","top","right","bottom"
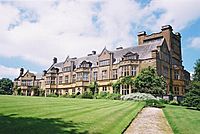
{"left": 184, "top": 59, "right": 200, "bottom": 109}
{"left": 112, "top": 80, "right": 121, "bottom": 94}
{"left": 0, "top": 78, "right": 13, "bottom": 94}
{"left": 193, "top": 59, "right": 200, "bottom": 81}
{"left": 88, "top": 82, "right": 98, "bottom": 95}
{"left": 134, "top": 67, "right": 166, "bottom": 95}
{"left": 120, "top": 76, "right": 134, "bottom": 86}
{"left": 31, "top": 86, "right": 40, "bottom": 96}
{"left": 184, "top": 82, "right": 200, "bottom": 109}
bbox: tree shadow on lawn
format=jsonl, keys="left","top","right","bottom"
{"left": 0, "top": 114, "right": 89, "bottom": 134}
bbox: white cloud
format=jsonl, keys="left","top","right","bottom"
{"left": 0, "top": 65, "right": 19, "bottom": 80}
{"left": 0, "top": 65, "right": 37, "bottom": 80}
{"left": 140, "top": 0, "right": 200, "bottom": 32}
{"left": 190, "top": 37, "right": 200, "bottom": 48}
{"left": 0, "top": 0, "right": 200, "bottom": 68}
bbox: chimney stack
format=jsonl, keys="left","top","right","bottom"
{"left": 20, "top": 68, "right": 24, "bottom": 76}
{"left": 43, "top": 70, "right": 47, "bottom": 76}
{"left": 116, "top": 47, "right": 123, "bottom": 50}
{"left": 137, "top": 31, "right": 146, "bottom": 45}
{"left": 92, "top": 51, "right": 96, "bottom": 55}
{"left": 161, "top": 25, "right": 172, "bottom": 31}
{"left": 53, "top": 57, "right": 57, "bottom": 64}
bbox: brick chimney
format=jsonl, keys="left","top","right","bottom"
{"left": 137, "top": 31, "right": 146, "bottom": 45}
{"left": 161, "top": 25, "right": 173, "bottom": 51}
{"left": 53, "top": 57, "right": 57, "bottom": 64}
{"left": 20, "top": 68, "right": 24, "bottom": 76}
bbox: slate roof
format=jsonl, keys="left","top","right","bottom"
{"left": 47, "top": 38, "right": 164, "bottom": 72}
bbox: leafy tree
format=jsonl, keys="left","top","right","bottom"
{"left": 193, "top": 59, "right": 200, "bottom": 81}
{"left": 31, "top": 86, "right": 40, "bottom": 96}
{"left": 0, "top": 78, "right": 13, "bottom": 94}
{"left": 134, "top": 67, "right": 166, "bottom": 95}
{"left": 88, "top": 81, "right": 98, "bottom": 95}
{"left": 184, "top": 82, "right": 200, "bottom": 109}
{"left": 120, "top": 76, "right": 134, "bottom": 85}
{"left": 112, "top": 80, "right": 121, "bottom": 94}
{"left": 184, "top": 59, "right": 200, "bottom": 109}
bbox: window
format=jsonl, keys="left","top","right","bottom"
{"left": 122, "top": 84, "right": 130, "bottom": 95}
{"left": 174, "top": 86, "right": 179, "bottom": 95}
{"left": 65, "top": 75, "right": 69, "bottom": 84}
{"left": 83, "top": 72, "right": 89, "bottom": 81}
{"left": 102, "top": 70, "right": 107, "bottom": 79}
{"left": 131, "top": 66, "right": 136, "bottom": 76}
{"left": 122, "top": 66, "right": 130, "bottom": 76}
{"left": 174, "top": 70, "right": 180, "bottom": 80}
{"left": 163, "top": 66, "right": 168, "bottom": 77}
{"left": 126, "top": 55, "right": 137, "bottom": 60}
{"left": 122, "top": 89, "right": 129, "bottom": 95}
{"left": 59, "top": 76, "right": 62, "bottom": 84}
{"left": 122, "top": 84, "right": 129, "bottom": 89}
{"left": 123, "top": 52, "right": 138, "bottom": 60}
{"left": 77, "top": 73, "right": 82, "bottom": 81}
{"left": 21, "top": 80, "right": 33, "bottom": 86}
{"left": 72, "top": 88, "right": 76, "bottom": 94}
{"left": 102, "top": 86, "right": 107, "bottom": 92}
{"left": 99, "top": 60, "right": 110, "bottom": 66}
{"left": 72, "top": 74, "right": 76, "bottom": 83}
{"left": 65, "top": 89, "right": 68, "bottom": 94}
{"left": 80, "top": 61, "right": 90, "bottom": 68}
{"left": 93, "top": 72, "right": 98, "bottom": 81}
{"left": 63, "top": 66, "right": 71, "bottom": 72}
{"left": 45, "top": 77, "right": 50, "bottom": 85}
{"left": 112, "top": 69, "right": 117, "bottom": 79}
{"left": 51, "top": 77, "right": 56, "bottom": 84}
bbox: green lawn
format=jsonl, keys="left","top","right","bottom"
{"left": 163, "top": 105, "right": 200, "bottom": 134}
{"left": 0, "top": 95, "right": 144, "bottom": 134}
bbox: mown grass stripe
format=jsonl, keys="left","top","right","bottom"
{"left": 0, "top": 95, "right": 145, "bottom": 134}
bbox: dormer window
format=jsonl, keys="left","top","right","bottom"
{"left": 63, "top": 66, "right": 71, "bottom": 72}
{"left": 99, "top": 59, "right": 110, "bottom": 66}
{"left": 123, "top": 52, "right": 139, "bottom": 60}
{"left": 80, "top": 61, "right": 92, "bottom": 68}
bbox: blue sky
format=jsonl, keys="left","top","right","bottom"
{"left": 0, "top": 0, "right": 200, "bottom": 80}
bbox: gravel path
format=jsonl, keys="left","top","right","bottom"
{"left": 124, "top": 107, "right": 173, "bottom": 134}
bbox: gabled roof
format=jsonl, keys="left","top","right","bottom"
{"left": 98, "top": 47, "right": 112, "bottom": 57}
{"left": 14, "top": 70, "right": 36, "bottom": 81}
{"left": 46, "top": 38, "right": 164, "bottom": 71}
{"left": 22, "top": 70, "right": 35, "bottom": 77}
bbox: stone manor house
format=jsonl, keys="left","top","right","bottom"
{"left": 14, "top": 25, "right": 190, "bottom": 96}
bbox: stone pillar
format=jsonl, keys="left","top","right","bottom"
{"left": 45, "top": 89, "right": 47, "bottom": 97}
{"left": 129, "top": 85, "right": 131, "bottom": 95}
{"left": 120, "top": 85, "right": 122, "bottom": 95}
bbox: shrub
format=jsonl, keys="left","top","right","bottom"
{"left": 121, "top": 92, "right": 156, "bottom": 101}
{"left": 81, "top": 91, "right": 93, "bottom": 99}
{"left": 183, "top": 86, "right": 200, "bottom": 109}
{"left": 70, "top": 94, "right": 76, "bottom": 98}
{"left": 76, "top": 94, "right": 82, "bottom": 99}
{"left": 145, "top": 99, "right": 165, "bottom": 108}
{"left": 60, "top": 94, "right": 76, "bottom": 98}
{"left": 159, "top": 99, "right": 169, "bottom": 104}
{"left": 96, "top": 92, "right": 109, "bottom": 99}
{"left": 60, "top": 94, "right": 68, "bottom": 98}
{"left": 107, "top": 93, "right": 121, "bottom": 100}
{"left": 169, "top": 100, "right": 179, "bottom": 105}
{"left": 47, "top": 94, "right": 58, "bottom": 97}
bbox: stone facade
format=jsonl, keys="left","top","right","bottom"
{"left": 14, "top": 25, "right": 190, "bottom": 96}
{"left": 14, "top": 68, "right": 44, "bottom": 96}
